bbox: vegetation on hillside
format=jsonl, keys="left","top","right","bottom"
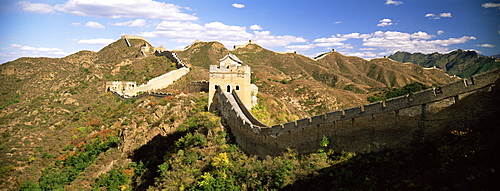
{"left": 367, "top": 82, "right": 430, "bottom": 102}
{"left": 389, "top": 49, "right": 500, "bottom": 78}
{"left": 1, "top": 39, "right": 497, "bottom": 190}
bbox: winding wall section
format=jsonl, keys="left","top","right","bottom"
{"left": 213, "top": 69, "right": 500, "bottom": 157}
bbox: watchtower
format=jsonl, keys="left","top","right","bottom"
{"left": 208, "top": 54, "right": 257, "bottom": 110}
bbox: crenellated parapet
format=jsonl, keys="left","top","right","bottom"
{"left": 212, "top": 68, "right": 500, "bottom": 157}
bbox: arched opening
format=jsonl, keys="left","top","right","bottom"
{"left": 235, "top": 85, "right": 240, "bottom": 90}
{"left": 215, "top": 85, "right": 219, "bottom": 90}
{"left": 227, "top": 85, "right": 231, "bottom": 93}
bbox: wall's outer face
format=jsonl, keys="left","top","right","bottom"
{"left": 183, "top": 81, "right": 209, "bottom": 93}
{"left": 213, "top": 69, "right": 500, "bottom": 158}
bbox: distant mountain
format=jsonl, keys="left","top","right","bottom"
{"left": 389, "top": 49, "right": 500, "bottom": 78}
{"left": 490, "top": 54, "right": 500, "bottom": 58}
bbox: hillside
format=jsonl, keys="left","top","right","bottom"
{"left": 1, "top": 38, "right": 492, "bottom": 190}
{"left": 389, "top": 49, "right": 500, "bottom": 78}
{"left": 176, "top": 42, "right": 457, "bottom": 124}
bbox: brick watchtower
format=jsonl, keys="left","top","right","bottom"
{"left": 208, "top": 54, "right": 258, "bottom": 110}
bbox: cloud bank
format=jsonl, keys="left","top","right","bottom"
{"left": 19, "top": 0, "right": 197, "bottom": 20}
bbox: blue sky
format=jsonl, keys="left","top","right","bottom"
{"left": 1, "top": 0, "right": 499, "bottom": 64}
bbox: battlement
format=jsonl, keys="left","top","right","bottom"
{"left": 209, "top": 64, "right": 250, "bottom": 74}
{"left": 212, "top": 68, "right": 500, "bottom": 157}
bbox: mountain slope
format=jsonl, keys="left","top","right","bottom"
{"left": 173, "top": 42, "right": 457, "bottom": 124}
{"left": 0, "top": 38, "right": 181, "bottom": 190}
{"left": 0, "top": 39, "right": 468, "bottom": 190}
{"left": 389, "top": 50, "right": 500, "bottom": 78}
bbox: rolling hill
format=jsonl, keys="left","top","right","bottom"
{"left": 1, "top": 38, "right": 495, "bottom": 190}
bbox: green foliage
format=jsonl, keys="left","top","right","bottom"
{"left": 343, "top": 84, "right": 366, "bottom": 94}
{"left": 250, "top": 101, "right": 272, "bottom": 125}
{"left": 152, "top": 110, "right": 334, "bottom": 190}
{"left": 81, "top": 68, "right": 91, "bottom": 75}
{"left": 175, "top": 133, "right": 208, "bottom": 149}
{"left": 0, "top": 93, "right": 21, "bottom": 110}
{"left": 368, "top": 82, "right": 429, "bottom": 102}
{"left": 20, "top": 180, "right": 41, "bottom": 190}
{"left": 320, "top": 135, "right": 330, "bottom": 147}
{"left": 0, "top": 165, "right": 15, "bottom": 178}
{"left": 250, "top": 78, "right": 260, "bottom": 83}
{"left": 34, "top": 135, "right": 120, "bottom": 190}
{"left": 92, "top": 169, "right": 128, "bottom": 191}
{"left": 311, "top": 70, "right": 338, "bottom": 88}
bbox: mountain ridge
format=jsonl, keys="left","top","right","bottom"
{"left": 0, "top": 38, "right": 490, "bottom": 190}
{"left": 388, "top": 49, "right": 500, "bottom": 78}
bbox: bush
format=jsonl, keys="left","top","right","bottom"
{"left": 368, "top": 82, "right": 429, "bottom": 102}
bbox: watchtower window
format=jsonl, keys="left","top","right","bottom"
{"left": 227, "top": 85, "right": 231, "bottom": 93}
{"left": 235, "top": 85, "right": 240, "bottom": 90}
{"left": 215, "top": 85, "right": 219, "bottom": 90}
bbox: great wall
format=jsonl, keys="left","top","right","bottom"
{"left": 211, "top": 68, "right": 500, "bottom": 158}
{"left": 106, "top": 37, "right": 189, "bottom": 98}
{"left": 109, "top": 36, "right": 500, "bottom": 158}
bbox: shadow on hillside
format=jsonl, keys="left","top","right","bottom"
{"left": 129, "top": 132, "right": 185, "bottom": 191}
{"left": 283, "top": 80, "right": 500, "bottom": 190}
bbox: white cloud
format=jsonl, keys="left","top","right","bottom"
{"left": 0, "top": 44, "right": 71, "bottom": 63}
{"left": 70, "top": 22, "right": 80, "bottom": 26}
{"left": 77, "top": 38, "right": 115, "bottom": 45}
{"left": 359, "top": 48, "right": 377, "bottom": 51}
{"left": 313, "top": 35, "right": 348, "bottom": 47}
{"left": 385, "top": 0, "right": 403, "bottom": 5}
{"left": 19, "top": 1, "right": 54, "bottom": 13}
{"left": 7, "top": 44, "right": 67, "bottom": 56}
{"left": 341, "top": 33, "right": 372, "bottom": 39}
{"left": 285, "top": 44, "right": 316, "bottom": 52}
{"left": 253, "top": 31, "right": 307, "bottom": 47}
{"left": 347, "top": 52, "right": 378, "bottom": 58}
{"left": 476, "top": 44, "right": 495, "bottom": 48}
{"left": 110, "top": 19, "right": 147, "bottom": 27}
{"left": 377, "top": 18, "right": 394, "bottom": 27}
{"left": 307, "top": 31, "right": 475, "bottom": 57}
{"left": 141, "top": 21, "right": 305, "bottom": 49}
{"left": 334, "top": 21, "right": 342, "bottom": 24}
{"left": 425, "top": 13, "right": 436, "bottom": 18}
{"left": 85, "top": 21, "right": 105, "bottom": 28}
{"left": 19, "top": 0, "right": 197, "bottom": 20}
{"left": 232, "top": 3, "right": 245, "bottom": 8}
{"left": 437, "top": 30, "right": 445, "bottom": 35}
{"left": 250, "top": 25, "right": 263, "bottom": 30}
{"left": 361, "top": 31, "right": 475, "bottom": 53}
{"left": 439, "top": 13, "right": 452, "bottom": 18}
{"left": 482, "top": 2, "right": 500, "bottom": 8}
{"left": 425, "top": 13, "right": 452, "bottom": 19}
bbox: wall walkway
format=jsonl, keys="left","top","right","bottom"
{"left": 212, "top": 69, "right": 500, "bottom": 157}
{"left": 135, "top": 67, "right": 189, "bottom": 93}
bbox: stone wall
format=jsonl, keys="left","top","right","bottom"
{"left": 106, "top": 67, "right": 189, "bottom": 97}
{"left": 213, "top": 69, "right": 500, "bottom": 158}
{"left": 182, "top": 81, "right": 209, "bottom": 93}
{"left": 154, "top": 51, "right": 186, "bottom": 68}
{"left": 135, "top": 67, "right": 190, "bottom": 93}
